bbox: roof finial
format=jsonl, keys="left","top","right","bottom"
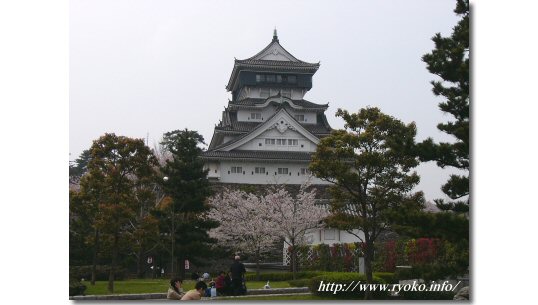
{"left": 272, "top": 27, "right": 279, "bottom": 43}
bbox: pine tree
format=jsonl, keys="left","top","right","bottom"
{"left": 154, "top": 129, "right": 218, "bottom": 278}
{"left": 419, "top": 0, "right": 469, "bottom": 213}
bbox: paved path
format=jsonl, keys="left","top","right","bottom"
{"left": 70, "top": 287, "right": 310, "bottom": 300}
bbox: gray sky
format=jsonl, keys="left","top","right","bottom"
{"left": 70, "top": 0, "right": 464, "bottom": 202}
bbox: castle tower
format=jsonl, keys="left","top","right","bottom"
{"left": 202, "top": 31, "right": 332, "bottom": 185}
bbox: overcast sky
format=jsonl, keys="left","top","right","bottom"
{"left": 70, "top": 0, "right": 464, "bottom": 202}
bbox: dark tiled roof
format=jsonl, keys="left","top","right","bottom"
{"left": 201, "top": 150, "right": 313, "bottom": 161}
{"left": 215, "top": 117, "right": 331, "bottom": 135}
{"left": 235, "top": 59, "right": 319, "bottom": 68}
{"left": 230, "top": 97, "right": 328, "bottom": 109}
{"left": 241, "top": 39, "right": 318, "bottom": 65}
{"left": 216, "top": 121, "right": 258, "bottom": 132}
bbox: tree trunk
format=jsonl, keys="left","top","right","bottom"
{"left": 136, "top": 248, "right": 144, "bottom": 278}
{"left": 91, "top": 228, "right": 99, "bottom": 285}
{"left": 170, "top": 224, "right": 175, "bottom": 278}
{"left": 107, "top": 232, "right": 119, "bottom": 293}
{"left": 291, "top": 241, "right": 297, "bottom": 280}
{"left": 178, "top": 255, "right": 186, "bottom": 279}
{"left": 363, "top": 238, "right": 374, "bottom": 300}
{"left": 255, "top": 250, "right": 260, "bottom": 281}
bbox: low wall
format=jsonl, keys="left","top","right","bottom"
{"left": 70, "top": 287, "right": 309, "bottom": 300}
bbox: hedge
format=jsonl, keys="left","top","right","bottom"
{"left": 244, "top": 271, "right": 324, "bottom": 281}
{"left": 309, "top": 272, "right": 390, "bottom": 299}
{"left": 373, "top": 272, "right": 397, "bottom": 284}
{"left": 287, "top": 279, "right": 311, "bottom": 287}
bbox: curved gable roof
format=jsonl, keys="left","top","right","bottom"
{"left": 213, "top": 107, "right": 320, "bottom": 152}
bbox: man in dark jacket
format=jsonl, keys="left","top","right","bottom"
{"left": 230, "top": 255, "right": 246, "bottom": 295}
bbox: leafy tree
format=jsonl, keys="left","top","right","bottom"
{"left": 85, "top": 133, "right": 158, "bottom": 293}
{"left": 310, "top": 107, "right": 424, "bottom": 297}
{"left": 70, "top": 158, "right": 105, "bottom": 285}
{"left": 154, "top": 129, "right": 218, "bottom": 278}
{"left": 69, "top": 190, "right": 94, "bottom": 267}
{"left": 418, "top": 0, "right": 469, "bottom": 213}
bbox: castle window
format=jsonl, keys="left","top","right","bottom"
{"left": 276, "top": 139, "right": 286, "bottom": 146}
{"left": 278, "top": 168, "right": 288, "bottom": 175}
{"left": 266, "top": 75, "right": 276, "bottom": 83}
{"left": 250, "top": 112, "right": 262, "bottom": 120}
{"left": 300, "top": 168, "right": 311, "bottom": 175}
{"left": 276, "top": 75, "right": 282, "bottom": 83}
{"left": 265, "top": 138, "right": 275, "bottom": 145}
{"left": 255, "top": 167, "right": 265, "bottom": 174}
{"left": 231, "top": 166, "right": 242, "bottom": 174}
{"left": 256, "top": 74, "right": 265, "bottom": 82}
{"left": 294, "top": 114, "right": 305, "bottom": 122}
{"left": 288, "top": 75, "right": 297, "bottom": 84}
{"left": 288, "top": 139, "right": 298, "bottom": 146}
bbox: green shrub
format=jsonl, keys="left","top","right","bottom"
{"left": 70, "top": 265, "right": 128, "bottom": 281}
{"left": 287, "top": 279, "right": 311, "bottom": 287}
{"left": 244, "top": 271, "right": 324, "bottom": 281}
{"left": 309, "top": 272, "right": 390, "bottom": 300}
{"left": 373, "top": 272, "right": 397, "bottom": 284}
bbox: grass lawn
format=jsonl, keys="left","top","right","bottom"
{"left": 83, "top": 279, "right": 291, "bottom": 295}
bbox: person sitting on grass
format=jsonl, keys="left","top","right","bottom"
{"left": 215, "top": 271, "right": 226, "bottom": 296}
{"left": 167, "top": 278, "right": 185, "bottom": 300}
{"left": 180, "top": 281, "right": 208, "bottom": 301}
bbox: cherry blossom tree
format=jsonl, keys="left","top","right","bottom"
{"left": 209, "top": 183, "right": 328, "bottom": 280}
{"left": 208, "top": 189, "right": 279, "bottom": 280}
{"left": 264, "top": 183, "right": 329, "bottom": 279}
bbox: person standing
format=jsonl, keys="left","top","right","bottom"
{"left": 230, "top": 255, "right": 246, "bottom": 296}
{"left": 224, "top": 271, "right": 233, "bottom": 296}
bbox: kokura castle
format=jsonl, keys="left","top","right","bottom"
{"left": 201, "top": 31, "right": 364, "bottom": 266}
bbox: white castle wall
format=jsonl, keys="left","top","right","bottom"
{"left": 302, "top": 228, "right": 364, "bottom": 245}
{"left": 216, "top": 160, "right": 330, "bottom": 185}
{"left": 235, "top": 129, "right": 317, "bottom": 152}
